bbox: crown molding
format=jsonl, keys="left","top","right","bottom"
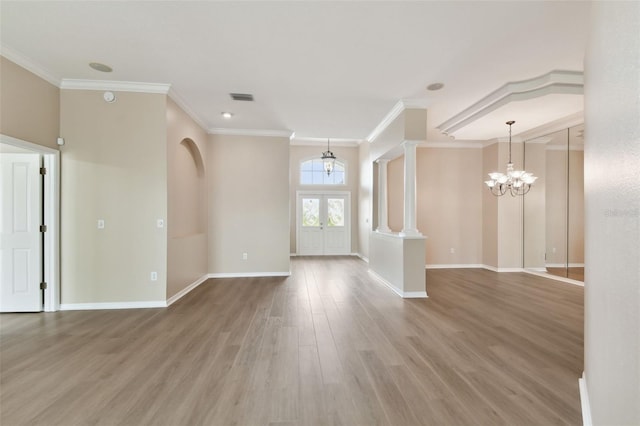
{"left": 208, "top": 128, "right": 293, "bottom": 138}
{"left": 1, "top": 45, "right": 61, "bottom": 87}
{"left": 290, "top": 137, "right": 362, "bottom": 147}
{"left": 437, "top": 70, "right": 584, "bottom": 137}
{"left": 167, "top": 87, "right": 209, "bottom": 132}
{"left": 518, "top": 111, "right": 584, "bottom": 141}
{"left": 366, "top": 99, "right": 428, "bottom": 144}
{"left": 60, "top": 79, "right": 171, "bottom": 93}
{"left": 419, "top": 141, "right": 484, "bottom": 149}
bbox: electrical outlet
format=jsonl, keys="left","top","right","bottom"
{"left": 242, "top": 252, "right": 248, "bottom": 261}
{"left": 150, "top": 271, "right": 158, "bottom": 281}
{"left": 97, "top": 219, "right": 105, "bottom": 229}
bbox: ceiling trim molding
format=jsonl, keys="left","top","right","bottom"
{"left": 208, "top": 128, "right": 293, "bottom": 138}
{"left": 1, "top": 45, "right": 61, "bottom": 87}
{"left": 366, "top": 99, "right": 428, "bottom": 143}
{"left": 60, "top": 79, "right": 171, "bottom": 93}
{"left": 290, "top": 137, "right": 362, "bottom": 147}
{"left": 518, "top": 111, "right": 584, "bottom": 141}
{"left": 168, "top": 88, "right": 209, "bottom": 133}
{"left": 419, "top": 141, "right": 484, "bottom": 149}
{"left": 437, "top": 70, "right": 584, "bottom": 137}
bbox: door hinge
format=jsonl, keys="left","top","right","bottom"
{"left": 40, "top": 167, "right": 47, "bottom": 175}
{"left": 40, "top": 225, "right": 47, "bottom": 232}
{"left": 40, "top": 282, "right": 47, "bottom": 290}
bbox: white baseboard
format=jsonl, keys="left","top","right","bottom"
{"left": 426, "top": 264, "right": 484, "bottom": 269}
{"left": 368, "top": 269, "right": 428, "bottom": 299}
{"left": 356, "top": 253, "right": 369, "bottom": 263}
{"left": 166, "top": 274, "right": 209, "bottom": 306}
{"left": 60, "top": 301, "right": 167, "bottom": 311}
{"left": 523, "top": 269, "right": 584, "bottom": 286}
{"left": 208, "top": 271, "right": 291, "bottom": 278}
{"left": 481, "top": 264, "right": 524, "bottom": 273}
{"left": 546, "top": 263, "right": 585, "bottom": 268}
{"left": 579, "top": 372, "right": 592, "bottom": 426}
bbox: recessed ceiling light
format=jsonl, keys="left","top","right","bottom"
{"left": 221, "top": 112, "right": 234, "bottom": 119}
{"left": 427, "top": 83, "right": 444, "bottom": 91}
{"left": 89, "top": 62, "right": 113, "bottom": 73}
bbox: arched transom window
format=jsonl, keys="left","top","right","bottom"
{"left": 300, "top": 158, "right": 346, "bottom": 185}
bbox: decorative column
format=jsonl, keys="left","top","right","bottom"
{"left": 400, "top": 141, "right": 422, "bottom": 237}
{"left": 376, "top": 159, "right": 391, "bottom": 233}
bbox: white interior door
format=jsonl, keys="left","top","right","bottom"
{"left": 297, "top": 192, "right": 350, "bottom": 255}
{"left": 1, "top": 153, "right": 42, "bottom": 312}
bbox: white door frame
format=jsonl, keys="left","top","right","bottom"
{"left": 296, "top": 190, "right": 351, "bottom": 255}
{"left": 1, "top": 134, "right": 60, "bottom": 311}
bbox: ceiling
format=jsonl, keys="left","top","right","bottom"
{"left": 0, "top": 1, "right": 590, "bottom": 143}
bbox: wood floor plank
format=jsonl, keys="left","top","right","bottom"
{"left": 0, "top": 257, "right": 584, "bottom": 425}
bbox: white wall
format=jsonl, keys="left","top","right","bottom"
{"left": 584, "top": 2, "right": 640, "bottom": 424}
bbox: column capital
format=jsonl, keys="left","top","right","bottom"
{"left": 375, "top": 158, "right": 390, "bottom": 164}
{"left": 401, "top": 140, "right": 422, "bottom": 148}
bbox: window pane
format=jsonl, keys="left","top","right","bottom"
{"left": 299, "top": 159, "right": 346, "bottom": 185}
{"left": 327, "top": 198, "right": 344, "bottom": 227}
{"left": 333, "top": 171, "right": 345, "bottom": 185}
{"left": 312, "top": 171, "right": 324, "bottom": 185}
{"left": 302, "top": 198, "right": 320, "bottom": 227}
{"left": 300, "top": 171, "right": 313, "bottom": 185}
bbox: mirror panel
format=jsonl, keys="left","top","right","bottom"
{"left": 523, "top": 124, "right": 584, "bottom": 282}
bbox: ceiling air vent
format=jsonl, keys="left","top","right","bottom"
{"left": 230, "top": 93, "right": 254, "bottom": 101}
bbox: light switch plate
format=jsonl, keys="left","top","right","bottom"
{"left": 97, "top": 219, "right": 105, "bottom": 229}
{"left": 157, "top": 219, "right": 164, "bottom": 228}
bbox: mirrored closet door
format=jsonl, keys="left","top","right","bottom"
{"left": 523, "top": 124, "right": 584, "bottom": 281}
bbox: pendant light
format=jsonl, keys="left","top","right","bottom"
{"left": 321, "top": 138, "right": 336, "bottom": 176}
{"left": 485, "top": 120, "right": 538, "bottom": 196}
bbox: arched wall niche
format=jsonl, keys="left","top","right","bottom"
{"left": 171, "top": 138, "right": 206, "bottom": 237}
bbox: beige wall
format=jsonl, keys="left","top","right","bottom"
{"left": 568, "top": 150, "right": 584, "bottom": 264}
{"left": 585, "top": 2, "right": 640, "bottom": 423}
{"left": 387, "top": 156, "right": 404, "bottom": 232}
{"left": 208, "top": 134, "right": 290, "bottom": 274}
{"left": 166, "top": 98, "right": 208, "bottom": 299}
{"left": 60, "top": 90, "right": 167, "bottom": 303}
{"left": 358, "top": 141, "right": 372, "bottom": 260}
{"left": 497, "top": 141, "right": 524, "bottom": 269}
{"left": 545, "top": 147, "right": 569, "bottom": 265}
{"left": 385, "top": 147, "right": 483, "bottom": 266}
{"left": 0, "top": 56, "right": 59, "bottom": 149}
{"left": 289, "top": 145, "right": 359, "bottom": 254}
{"left": 482, "top": 143, "right": 498, "bottom": 267}
{"left": 523, "top": 142, "right": 547, "bottom": 269}
{"left": 417, "top": 148, "right": 483, "bottom": 265}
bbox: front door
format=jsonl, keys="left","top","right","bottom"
{"left": 0, "top": 153, "right": 43, "bottom": 312}
{"left": 297, "top": 192, "right": 350, "bottom": 255}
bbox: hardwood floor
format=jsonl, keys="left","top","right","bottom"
{"left": 546, "top": 267, "right": 585, "bottom": 282}
{"left": 1, "top": 257, "right": 584, "bottom": 425}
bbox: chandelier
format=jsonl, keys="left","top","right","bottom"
{"left": 321, "top": 138, "right": 336, "bottom": 176}
{"left": 485, "top": 120, "right": 538, "bottom": 196}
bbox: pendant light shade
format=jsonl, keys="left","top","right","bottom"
{"left": 321, "top": 138, "right": 336, "bottom": 176}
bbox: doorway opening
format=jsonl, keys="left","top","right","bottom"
{"left": 296, "top": 191, "right": 351, "bottom": 255}
{"left": 1, "top": 134, "right": 60, "bottom": 312}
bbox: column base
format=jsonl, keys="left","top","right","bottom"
{"left": 399, "top": 229, "right": 423, "bottom": 238}
{"left": 376, "top": 227, "right": 392, "bottom": 233}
